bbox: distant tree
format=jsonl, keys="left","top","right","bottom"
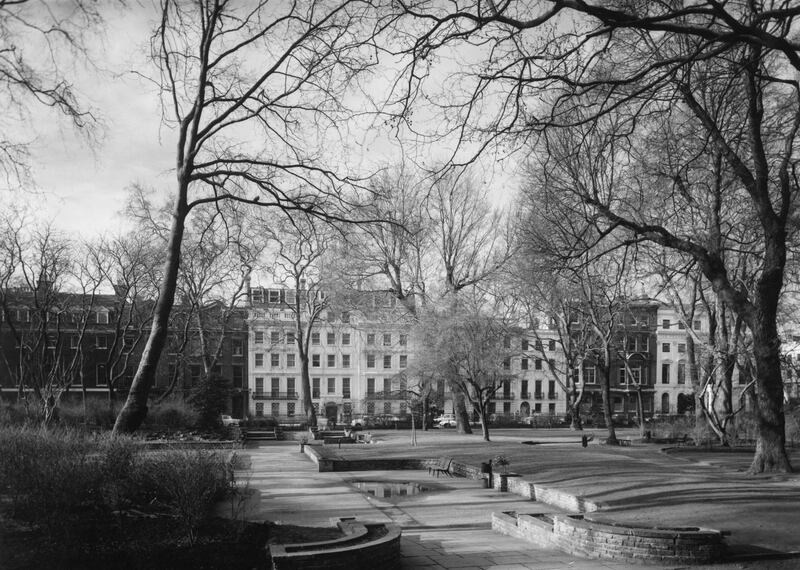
{"left": 416, "top": 300, "right": 515, "bottom": 442}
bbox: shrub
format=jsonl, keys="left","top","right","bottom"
{"left": 140, "top": 448, "right": 234, "bottom": 544}
{"left": 145, "top": 399, "right": 199, "bottom": 429}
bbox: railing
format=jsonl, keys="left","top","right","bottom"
{"left": 548, "top": 392, "right": 558, "bottom": 399}
{"left": 252, "top": 391, "right": 298, "bottom": 400}
{"left": 534, "top": 392, "right": 544, "bottom": 399}
{"left": 520, "top": 392, "right": 532, "bottom": 399}
{"left": 495, "top": 392, "right": 515, "bottom": 400}
{"left": 364, "top": 390, "right": 405, "bottom": 400}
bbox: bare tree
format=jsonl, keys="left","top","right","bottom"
{"left": 265, "top": 215, "right": 339, "bottom": 428}
{"left": 113, "top": 0, "right": 388, "bottom": 433}
{"left": 393, "top": 0, "right": 800, "bottom": 473}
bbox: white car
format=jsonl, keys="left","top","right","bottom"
{"left": 434, "top": 414, "right": 457, "bottom": 428}
{"left": 221, "top": 414, "right": 240, "bottom": 426}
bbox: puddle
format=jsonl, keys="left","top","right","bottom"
{"left": 350, "top": 480, "right": 430, "bottom": 499}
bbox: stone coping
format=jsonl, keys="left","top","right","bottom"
{"left": 269, "top": 517, "right": 401, "bottom": 570}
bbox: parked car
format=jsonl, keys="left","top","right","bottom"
{"left": 350, "top": 415, "right": 374, "bottom": 429}
{"left": 221, "top": 414, "right": 240, "bottom": 426}
{"left": 434, "top": 414, "right": 457, "bottom": 428}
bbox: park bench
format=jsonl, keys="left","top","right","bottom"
{"left": 619, "top": 439, "right": 632, "bottom": 446}
{"left": 428, "top": 456, "right": 454, "bottom": 478}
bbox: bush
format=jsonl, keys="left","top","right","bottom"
{"left": 0, "top": 426, "right": 234, "bottom": 545}
{"left": 145, "top": 399, "right": 199, "bottom": 429}
{"left": 140, "top": 449, "right": 234, "bottom": 544}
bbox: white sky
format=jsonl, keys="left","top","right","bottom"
{"left": 5, "top": 2, "right": 520, "bottom": 239}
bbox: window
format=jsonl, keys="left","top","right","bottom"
{"left": 399, "top": 334, "right": 407, "bottom": 347}
{"left": 521, "top": 358, "right": 529, "bottom": 370}
{"left": 535, "top": 340, "right": 543, "bottom": 351}
{"left": 661, "top": 363, "right": 670, "bottom": 384}
{"left": 619, "top": 366, "right": 628, "bottom": 384}
{"left": 255, "top": 331, "right": 264, "bottom": 344}
{"left": 342, "top": 378, "right": 351, "bottom": 398}
{"left": 272, "top": 353, "right": 283, "bottom": 367}
{"left": 693, "top": 320, "right": 702, "bottom": 330}
{"left": 521, "top": 339, "right": 529, "bottom": 350}
{"left": 256, "top": 403, "right": 264, "bottom": 417}
{"left": 232, "top": 339, "right": 244, "bottom": 356}
{"left": 548, "top": 339, "right": 556, "bottom": 351}
{"left": 271, "top": 377, "right": 280, "bottom": 397}
{"left": 399, "top": 355, "right": 407, "bottom": 368}
{"left": 383, "top": 378, "right": 391, "bottom": 392}
{"left": 367, "top": 354, "right": 375, "bottom": 368}
{"left": 678, "top": 343, "right": 686, "bottom": 353}
{"left": 286, "top": 332, "right": 295, "bottom": 345}
{"left": 535, "top": 358, "right": 542, "bottom": 370}
{"left": 285, "top": 290, "right": 296, "bottom": 304}
{"left": 662, "top": 342, "right": 671, "bottom": 353}
{"left": 287, "top": 402, "right": 296, "bottom": 417}
{"left": 678, "top": 321, "right": 686, "bottom": 330}
{"left": 342, "top": 354, "right": 351, "bottom": 368}
{"left": 383, "top": 402, "right": 392, "bottom": 414}
{"left": 662, "top": 319, "right": 671, "bottom": 330}
{"left": 270, "top": 402, "right": 279, "bottom": 416}
{"left": 677, "top": 362, "right": 686, "bottom": 384}
{"left": 342, "top": 333, "right": 351, "bottom": 345}
{"left": 312, "top": 354, "right": 320, "bottom": 367}
{"left": 97, "top": 311, "right": 109, "bottom": 324}
{"left": 286, "top": 353, "right": 296, "bottom": 367}
{"left": 269, "top": 290, "right": 280, "bottom": 303}
{"left": 255, "top": 353, "right": 264, "bottom": 367}
{"left": 383, "top": 333, "right": 391, "bottom": 346}
{"left": 233, "top": 366, "right": 243, "bottom": 388}
{"left": 613, "top": 396, "right": 623, "bottom": 412}
{"left": 96, "top": 364, "right": 107, "bottom": 386}
{"left": 287, "top": 377, "right": 295, "bottom": 396}
{"left": 327, "top": 354, "right": 336, "bottom": 367}
{"left": 327, "top": 332, "right": 336, "bottom": 345}
{"left": 255, "top": 377, "right": 264, "bottom": 394}
{"left": 271, "top": 331, "right": 280, "bottom": 344}
{"left": 312, "top": 377, "right": 320, "bottom": 398}
{"left": 503, "top": 357, "right": 511, "bottom": 370}
{"left": 251, "top": 289, "right": 263, "bottom": 304}
{"left": 327, "top": 377, "right": 335, "bottom": 393}
{"left": 367, "top": 402, "right": 375, "bottom": 414}
{"left": 503, "top": 337, "right": 511, "bottom": 349}
{"left": 534, "top": 403, "right": 542, "bottom": 413}
{"left": 367, "top": 333, "right": 375, "bottom": 346}
{"left": 629, "top": 367, "right": 642, "bottom": 385}
{"left": 383, "top": 355, "right": 392, "bottom": 369}
{"left": 584, "top": 367, "right": 596, "bottom": 384}
{"left": 96, "top": 336, "right": 107, "bottom": 349}
{"left": 367, "top": 377, "right": 375, "bottom": 395}
{"left": 311, "top": 332, "right": 320, "bottom": 345}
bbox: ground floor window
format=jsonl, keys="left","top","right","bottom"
{"left": 255, "top": 403, "right": 264, "bottom": 417}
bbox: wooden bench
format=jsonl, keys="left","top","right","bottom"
{"left": 428, "top": 456, "right": 453, "bottom": 478}
{"left": 619, "top": 439, "right": 632, "bottom": 446}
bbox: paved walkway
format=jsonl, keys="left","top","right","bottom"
{"left": 226, "top": 442, "right": 630, "bottom": 569}
{"left": 223, "top": 435, "right": 800, "bottom": 569}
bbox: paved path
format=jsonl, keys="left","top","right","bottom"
{"left": 227, "top": 442, "right": 630, "bottom": 569}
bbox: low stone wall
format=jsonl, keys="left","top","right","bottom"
{"left": 493, "top": 511, "right": 725, "bottom": 565}
{"left": 269, "top": 518, "right": 401, "bottom": 570}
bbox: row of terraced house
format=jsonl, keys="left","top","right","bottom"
{"left": 1, "top": 282, "right": 798, "bottom": 425}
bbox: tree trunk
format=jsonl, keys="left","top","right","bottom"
{"left": 454, "top": 390, "right": 472, "bottom": 434}
{"left": 422, "top": 396, "right": 429, "bottom": 431}
{"left": 300, "top": 358, "right": 316, "bottom": 427}
{"left": 477, "top": 401, "right": 490, "bottom": 441}
{"left": 569, "top": 384, "right": 583, "bottom": 430}
{"left": 113, "top": 197, "right": 188, "bottom": 434}
{"left": 749, "top": 319, "right": 791, "bottom": 473}
{"left": 600, "top": 369, "right": 617, "bottom": 444}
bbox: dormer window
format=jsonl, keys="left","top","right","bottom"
{"left": 97, "top": 311, "right": 109, "bottom": 325}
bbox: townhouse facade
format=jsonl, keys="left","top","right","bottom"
{"left": 246, "top": 287, "right": 416, "bottom": 424}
